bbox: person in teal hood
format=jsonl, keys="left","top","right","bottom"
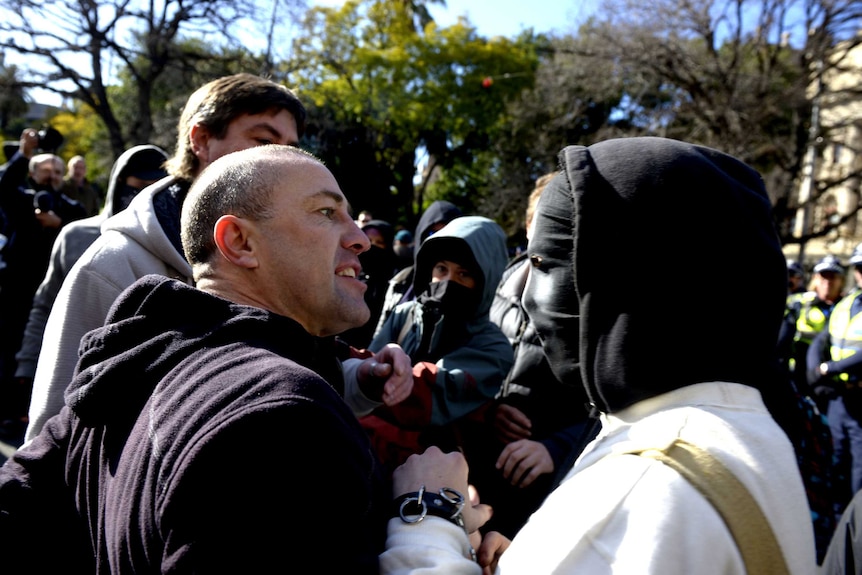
{"left": 361, "top": 215, "right": 513, "bottom": 474}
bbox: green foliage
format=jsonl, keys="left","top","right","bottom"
{"left": 110, "top": 37, "right": 272, "bottom": 155}
{"left": 285, "top": 0, "right": 539, "bottom": 228}
{"left": 49, "top": 106, "right": 112, "bottom": 184}
{"left": 4, "top": 0, "right": 849, "bottom": 250}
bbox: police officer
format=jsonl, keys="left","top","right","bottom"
{"left": 787, "top": 259, "right": 806, "bottom": 294}
{"left": 808, "top": 244, "right": 862, "bottom": 518}
{"left": 780, "top": 255, "right": 845, "bottom": 394}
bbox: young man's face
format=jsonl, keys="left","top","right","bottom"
{"left": 191, "top": 109, "right": 299, "bottom": 174}
{"left": 251, "top": 159, "right": 371, "bottom": 337}
{"left": 431, "top": 260, "right": 476, "bottom": 290}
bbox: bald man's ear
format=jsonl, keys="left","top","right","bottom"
{"left": 214, "top": 215, "right": 259, "bottom": 269}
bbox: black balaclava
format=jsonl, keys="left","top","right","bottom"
{"left": 413, "top": 201, "right": 463, "bottom": 260}
{"left": 414, "top": 280, "right": 476, "bottom": 362}
{"left": 105, "top": 145, "right": 169, "bottom": 219}
{"left": 361, "top": 219, "right": 395, "bottom": 249}
{"left": 413, "top": 238, "right": 483, "bottom": 361}
{"left": 523, "top": 137, "right": 786, "bottom": 414}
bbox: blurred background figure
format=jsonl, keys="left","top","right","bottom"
{"left": 777, "top": 253, "right": 844, "bottom": 560}
{"left": 393, "top": 229, "right": 414, "bottom": 271}
{"left": 11, "top": 145, "right": 169, "bottom": 444}
{"left": 355, "top": 209, "right": 373, "bottom": 227}
{"left": 470, "top": 172, "right": 598, "bottom": 539}
{"left": 807, "top": 245, "right": 862, "bottom": 529}
{"left": 0, "top": 129, "right": 86, "bottom": 438}
{"left": 780, "top": 254, "right": 846, "bottom": 398}
{"left": 788, "top": 259, "right": 807, "bottom": 295}
{"left": 361, "top": 219, "right": 393, "bottom": 251}
{"left": 61, "top": 155, "right": 101, "bottom": 217}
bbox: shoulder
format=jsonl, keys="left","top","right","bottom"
{"left": 151, "top": 348, "right": 368, "bottom": 464}
{"left": 504, "top": 451, "right": 738, "bottom": 573}
{"left": 786, "top": 292, "right": 807, "bottom": 306}
{"left": 54, "top": 217, "right": 101, "bottom": 253}
{"left": 69, "top": 230, "right": 159, "bottom": 289}
{"left": 389, "top": 266, "right": 414, "bottom": 285}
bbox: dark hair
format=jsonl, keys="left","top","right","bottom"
{"left": 165, "top": 74, "right": 307, "bottom": 182}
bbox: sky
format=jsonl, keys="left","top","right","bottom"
{"left": 20, "top": 0, "right": 599, "bottom": 108}
{"left": 313, "top": 0, "right": 598, "bottom": 37}
{"left": 423, "top": 0, "right": 598, "bottom": 37}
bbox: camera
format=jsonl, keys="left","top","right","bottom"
{"left": 26, "top": 189, "right": 55, "bottom": 212}
{"left": 2, "top": 126, "right": 65, "bottom": 161}
{"left": 36, "top": 127, "right": 64, "bottom": 152}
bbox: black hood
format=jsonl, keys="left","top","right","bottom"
{"left": 361, "top": 219, "right": 395, "bottom": 247}
{"left": 413, "top": 200, "right": 463, "bottom": 259}
{"left": 66, "top": 274, "right": 345, "bottom": 427}
{"left": 523, "top": 137, "right": 786, "bottom": 414}
{"left": 103, "top": 144, "right": 169, "bottom": 218}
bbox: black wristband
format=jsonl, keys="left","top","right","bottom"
{"left": 392, "top": 485, "right": 476, "bottom": 561}
{"left": 392, "top": 485, "right": 466, "bottom": 526}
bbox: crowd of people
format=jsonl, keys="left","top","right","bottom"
{"left": 0, "top": 72, "right": 856, "bottom": 573}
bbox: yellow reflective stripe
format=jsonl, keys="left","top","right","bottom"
{"left": 828, "top": 292, "right": 862, "bottom": 373}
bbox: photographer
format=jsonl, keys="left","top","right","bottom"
{"left": 0, "top": 128, "right": 85, "bottom": 441}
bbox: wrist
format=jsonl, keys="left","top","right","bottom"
{"left": 392, "top": 485, "right": 476, "bottom": 562}
{"left": 358, "top": 367, "right": 384, "bottom": 401}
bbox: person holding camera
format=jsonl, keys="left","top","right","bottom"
{"left": 0, "top": 128, "right": 86, "bottom": 441}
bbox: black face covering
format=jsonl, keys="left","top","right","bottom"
{"left": 359, "top": 245, "right": 397, "bottom": 308}
{"left": 411, "top": 279, "right": 477, "bottom": 362}
{"left": 418, "top": 279, "right": 479, "bottom": 319}
{"left": 115, "top": 184, "right": 142, "bottom": 213}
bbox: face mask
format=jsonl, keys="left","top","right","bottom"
{"left": 115, "top": 184, "right": 141, "bottom": 213}
{"left": 418, "top": 279, "right": 479, "bottom": 319}
{"left": 413, "top": 279, "right": 477, "bottom": 362}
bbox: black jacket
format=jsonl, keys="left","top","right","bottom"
{"left": 490, "top": 253, "right": 593, "bottom": 463}
{"left": 0, "top": 275, "right": 388, "bottom": 573}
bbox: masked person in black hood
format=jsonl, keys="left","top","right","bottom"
{"left": 374, "top": 200, "right": 463, "bottom": 337}
{"left": 361, "top": 215, "right": 513, "bottom": 475}
{"left": 379, "top": 138, "right": 817, "bottom": 574}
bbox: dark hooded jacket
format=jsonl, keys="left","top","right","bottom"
{"left": 362, "top": 217, "right": 512, "bottom": 471}
{"left": 0, "top": 274, "right": 389, "bottom": 573}
{"left": 373, "top": 200, "right": 463, "bottom": 337}
{"left": 523, "top": 137, "right": 787, "bottom": 414}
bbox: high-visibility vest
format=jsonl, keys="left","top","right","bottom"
{"left": 828, "top": 290, "right": 862, "bottom": 382}
{"left": 789, "top": 292, "right": 830, "bottom": 345}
